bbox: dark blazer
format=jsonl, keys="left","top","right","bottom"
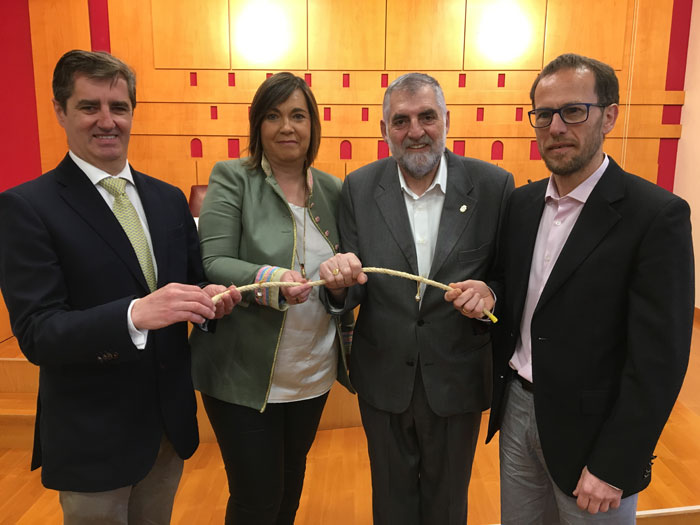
{"left": 335, "top": 150, "right": 513, "bottom": 416}
{"left": 487, "top": 157, "right": 694, "bottom": 496}
{"left": 0, "top": 155, "right": 202, "bottom": 492}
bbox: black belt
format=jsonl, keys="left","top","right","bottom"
{"left": 514, "top": 372, "right": 534, "bottom": 394}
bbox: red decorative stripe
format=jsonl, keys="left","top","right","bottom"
{"left": 88, "top": 0, "right": 111, "bottom": 52}
{"left": 377, "top": 140, "right": 389, "bottom": 159}
{"left": 381, "top": 74, "right": 388, "bottom": 88}
{"left": 453, "top": 140, "right": 465, "bottom": 156}
{"left": 362, "top": 107, "right": 369, "bottom": 121}
{"left": 343, "top": 74, "right": 350, "bottom": 87}
{"left": 459, "top": 74, "right": 466, "bottom": 87}
{"left": 340, "top": 140, "right": 352, "bottom": 160}
{"left": 324, "top": 107, "right": 331, "bottom": 121}
{"left": 656, "top": 0, "right": 693, "bottom": 191}
{"left": 476, "top": 107, "right": 484, "bottom": 121}
{"left": 657, "top": 139, "right": 678, "bottom": 191}
{"left": 1, "top": 0, "right": 41, "bottom": 190}
{"left": 228, "top": 73, "right": 236, "bottom": 86}
{"left": 515, "top": 107, "right": 524, "bottom": 121}
{"left": 665, "top": 0, "right": 693, "bottom": 90}
{"left": 304, "top": 73, "right": 312, "bottom": 86}
{"left": 210, "top": 106, "right": 218, "bottom": 120}
{"left": 228, "top": 139, "right": 240, "bottom": 158}
{"left": 529, "top": 140, "right": 541, "bottom": 161}
{"left": 497, "top": 73, "right": 506, "bottom": 88}
{"left": 491, "top": 140, "right": 504, "bottom": 161}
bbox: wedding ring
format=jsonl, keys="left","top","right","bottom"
{"left": 332, "top": 268, "right": 340, "bottom": 276}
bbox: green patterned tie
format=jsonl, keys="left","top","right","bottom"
{"left": 99, "top": 177, "right": 157, "bottom": 292}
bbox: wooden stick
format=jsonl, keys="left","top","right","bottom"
{"left": 212, "top": 267, "right": 498, "bottom": 322}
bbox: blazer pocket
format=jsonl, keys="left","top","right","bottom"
{"left": 579, "top": 389, "right": 615, "bottom": 415}
{"left": 458, "top": 242, "right": 492, "bottom": 264}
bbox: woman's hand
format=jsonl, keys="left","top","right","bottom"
{"left": 280, "top": 270, "right": 312, "bottom": 305}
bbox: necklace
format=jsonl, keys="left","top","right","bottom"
{"left": 293, "top": 188, "right": 308, "bottom": 279}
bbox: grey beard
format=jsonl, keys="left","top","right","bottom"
{"left": 397, "top": 149, "right": 442, "bottom": 179}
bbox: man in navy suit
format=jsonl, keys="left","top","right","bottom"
{"left": 447, "top": 53, "right": 693, "bottom": 523}
{"left": 0, "top": 50, "right": 240, "bottom": 524}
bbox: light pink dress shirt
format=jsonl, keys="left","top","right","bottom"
{"left": 510, "top": 156, "right": 609, "bottom": 382}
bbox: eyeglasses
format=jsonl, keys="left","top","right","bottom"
{"left": 528, "top": 103, "right": 608, "bottom": 128}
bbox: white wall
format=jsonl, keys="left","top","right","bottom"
{"left": 673, "top": 1, "right": 700, "bottom": 306}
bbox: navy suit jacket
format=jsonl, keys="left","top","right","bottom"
{"left": 0, "top": 155, "right": 202, "bottom": 491}
{"left": 487, "top": 157, "right": 693, "bottom": 495}
{"left": 333, "top": 150, "right": 513, "bottom": 416}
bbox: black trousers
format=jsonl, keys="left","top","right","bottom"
{"left": 359, "top": 367, "right": 481, "bottom": 525}
{"left": 202, "top": 392, "right": 328, "bottom": 525}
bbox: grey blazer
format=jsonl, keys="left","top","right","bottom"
{"left": 332, "top": 149, "right": 514, "bottom": 416}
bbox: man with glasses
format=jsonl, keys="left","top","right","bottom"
{"left": 446, "top": 53, "right": 693, "bottom": 523}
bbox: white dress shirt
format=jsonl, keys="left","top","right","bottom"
{"left": 397, "top": 154, "right": 448, "bottom": 302}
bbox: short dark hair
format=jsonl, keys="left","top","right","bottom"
{"left": 530, "top": 53, "right": 619, "bottom": 107}
{"left": 53, "top": 50, "right": 137, "bottom": 111}
{"left": 246, "top": 72, "right": 321, "bottom": 171}
{"left": 382, "top": 73, "right": 447, "bottom": 122}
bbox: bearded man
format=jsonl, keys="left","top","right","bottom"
{"left": 319, "top": 73, "right": 514, "bottom": 525}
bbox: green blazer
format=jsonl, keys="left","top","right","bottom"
{"left": 190, "top": 158, "right": 354, "bottom": 411}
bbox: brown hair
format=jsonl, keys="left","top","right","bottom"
{"left": 245, "top": 72, "right": 321, "bottom": 170}
{"left": 53, "top": 50, "right": 137, "bottom": 111}
{"left": 530, "top": 53, "right": 619, "bottom": 107}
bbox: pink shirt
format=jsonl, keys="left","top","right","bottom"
{"left": 510, "top": 156, "right": 609, "bottom": 382}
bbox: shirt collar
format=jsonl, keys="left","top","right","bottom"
{"left": 69, "top": 150, "right": 134, "bottom": 186}
{"left": 545, "top": 154, "right": 609, "bottom": 204}
{"left": 398, "top": 153, "right": 448, "bottom": 199}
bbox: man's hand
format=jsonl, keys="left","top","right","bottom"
{"left": 444, "top": 280, "right": 494, "bottom": 319}
{"left": 319, "top": 253, "right": 367, "bottom": 301}
{"left": 573, "top": 466, "right": 623, "bottom": 514}
{"left": 131, "top": 283, "right": 230, "bottom": 330}
{"left": 202, "top": 284, "right": 241, "bottom": 318}
{"left": 280, "top": 270, "right": 312, "bottom": 305}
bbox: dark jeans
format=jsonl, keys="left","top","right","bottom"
{"left": 202, "top": 392, "right": 329, "bottom": 525}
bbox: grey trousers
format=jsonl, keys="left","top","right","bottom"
{"left": 359, "top": 367, "right": 481, "bottom": 525}
{"left": 59, "top": 436, "right": 184, "bottom": 525}
{"left": 500, "top": 379, "right": 638, "bottom": 525}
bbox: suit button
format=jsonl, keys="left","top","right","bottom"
{"left": 406, "top": 360, "right": 415, "bottom": 366}
{"left": 417, "top": 320, "right": 425, "bottom": 327}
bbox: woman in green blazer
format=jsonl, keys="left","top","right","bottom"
{"left": 189, "top": 73, "right": 354, "bottom": 525}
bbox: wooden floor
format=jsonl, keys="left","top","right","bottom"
{"left": 2, "top": 318, "right": 700, "bottom": 524}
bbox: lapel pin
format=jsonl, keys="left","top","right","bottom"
{"left": 460, "top": 204, "right": 468, "bottom": 213}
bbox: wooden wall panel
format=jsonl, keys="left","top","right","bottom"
{"left": 464, "top": 0, "right": 547, "bottom": 70}
{"left": 28, "top": 0, "right": 91, "bottom": 173}
{"left": 151, "top": 0, "right": 230, "bottom": 69}
{"left": 627, "top": 0, "right": 675, "bottom": 91}
{"left": 30, "top": 0, "right": 686, "bottom": 201}
{"left": 386, "top": 0, "right": 465, "bottom": 70}
{"left": 229, "top": 0, "right": 307, "bottom": 70}
{"left": 543, "top": 0, "right": 629, "bottom": 69}
{"left": 132, "top": 103, "right": 250, "bottom": 136}
{"left": 308, "top": 0, "right": 385, "bottom": 70}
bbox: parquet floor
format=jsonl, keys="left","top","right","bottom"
{"left": 2, "top": 320, "right": 700, "bottom": 525}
